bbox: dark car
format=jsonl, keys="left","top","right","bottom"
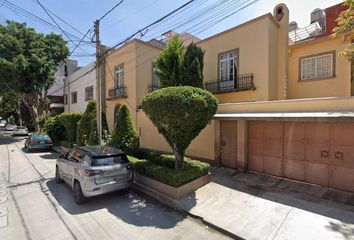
{"left": 25, "top": 133, "right": 53, "bottom": 152}
{"left": 55, "top": 146, "right": 133, "bottom": 204}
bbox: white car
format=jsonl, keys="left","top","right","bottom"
{"left": 0, "top": 120, "right": 6, "bottom": 130}
{"left": 13, "top": 126, "right": 29, "bottom": 136}
{"left": 5, "top": 124, "right": 17, "bottom": 131}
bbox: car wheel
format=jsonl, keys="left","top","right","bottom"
{"left": 55, "top": 167, "right": 63, "bottom": 184}
{"left": 27, "top": 145, "right": 31, "bottom": 153}
{"left": 73, "top": 181, "right": 86, "bottom": 204}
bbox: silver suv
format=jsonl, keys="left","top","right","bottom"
{"left": 55, "top": 146, "right": 134, "bottom": 204}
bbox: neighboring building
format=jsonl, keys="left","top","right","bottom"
{"left": 64, "top": 62, "right": 96, "bottom": 113}
{"left": 105, "top": 3, "right": 354, "bottom": 193}
{"left": 47, "top": 59, "right": 79, "bottom": 114}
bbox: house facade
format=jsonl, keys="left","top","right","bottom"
{"left": 105, "top": 3, "right": 354, "bottom": 192}
{"left": 64, "top": 62, "right": 96, "bottom": 113}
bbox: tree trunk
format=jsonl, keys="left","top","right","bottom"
{"left": 173, "top": 144, "right": 184, "bottom": 169}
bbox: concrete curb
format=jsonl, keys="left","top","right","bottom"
{"left": 132, "top": 182, "right": 244, "bottom": 240}
{"left": 52, "top": 146, "right": 69, "bottom": 155}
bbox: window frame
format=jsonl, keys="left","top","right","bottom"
{"left": 152, "top": 63, "right": 160, "bottom": 87}
{"left": 217, "top": 49, "right": 239, "bottom": 82}
{"left": 299, "top": 51, "right": 336, "bottom": 81}
{"left": 85, "top": 86, "right": 94, "bottom": 101}
{"left": 71, "top": 91, "right": 77, "bottom": 104}
{"left": 115, "top": 64, "right": 124, "bottom": 88}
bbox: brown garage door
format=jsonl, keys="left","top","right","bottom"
{"left": 249, "top": 121, "right": 354, "bottom": 193}
{"left": 248, "top": 121, "right": 283, "bottom": 177}
{"left": 220, "top": 121, "right": 238, "bottom": 169}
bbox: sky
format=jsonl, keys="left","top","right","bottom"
{"left": 0, "top": 0, "right": 343, "bottom": 66}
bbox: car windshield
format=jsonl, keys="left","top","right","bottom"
{"left": 33, "top": 135, "right": 50, "bottom": 140}
{"left": 90, "top": 155, "right": 129, "bottom": 166}
{"left": 17, "top": 126, "right": 25, "bottom": 129}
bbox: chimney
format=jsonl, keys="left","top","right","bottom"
{"left": 289, "top": 21, "right": 298, "bottom": 32}
{"left": 311, "top": 8, "right": 326, "bottom": 31}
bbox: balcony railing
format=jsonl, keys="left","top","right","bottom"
{"left": 205, "top": 73, "right": 255, "bottom": 94}
{"left": 108, "top": 86, "right": 127, "bottom": 99}
{"left": 148, "top": 84, "right": 160, "bottom": 92}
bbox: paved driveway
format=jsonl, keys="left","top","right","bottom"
{"left": 0, "top": 132, "right": 229, "bottom": 240}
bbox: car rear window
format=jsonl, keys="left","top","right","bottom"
{"left": 17, "top": 126, "right": 25, "bottom": 129}
{"left": 90, "top": 154, "right": 129, "bottom": 166}
{"left": 33, "top": 135, "right": 50, "bottom": 140}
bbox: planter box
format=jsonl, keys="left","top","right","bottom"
{"left": 134, "top": 173, "right": 210, "bottom": 199}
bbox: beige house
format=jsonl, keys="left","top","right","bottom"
{"left": 105, "top": 3, "right": 354, "bottom": 193}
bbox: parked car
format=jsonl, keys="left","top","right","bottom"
{"left": 24, "top": 133, "right": 53, "bottom": 152}
{"left": 0, "top": 120, "right": 7, "bottom": 130}
{"left": 55, "top": 146, "right": 134, "bottom": 204}
{"left": 5, "top": 124, "right": 17, "bottom": 131}
{"left": 13, "top": 126, "right": 29, "bottom": 136}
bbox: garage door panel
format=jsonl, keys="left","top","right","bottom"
{"left": 264, "top": 140, "right": 283, "bottom": 158}
{"left": 221, "top": 121, "right": 237, "bottom": 169}
{"left": 248, "top": 139, "right": 263, "bottom": 155}
{"left": 249, "top": 155, "right": 263, "bottom": 173}
{"left": 284, "top": 122, "right": 305, "bottom": 141}
{"left": 331, "top": 146, "right": 354, "bottom": 167}
{"left": 305, "top": 144, "right": 330, "bottom": 164}
{"left": 284, "top": 141, "right": 305, "bottom": 161}
{"left": 263, "top": 157, "right": 283, "bottom": 176}
{"left": 264, "top": 122, "right": 283, "bottom": 140}
{"left": 305, "top": 163, "right": 329, "bottom": 186}
{"left": 332, "top": 167, "right": 354, "bottom": 192}
{"left": 331, "top": 123, "right": 354, "bottom": 146}
{"left": 305, "top": 122, "right": 330, "bottom": 144}
{"left": 284, "top": 160, "right": 305, "bottom": 181}
{"left": 249, "top": 121, "right": 263, "bottom": 139}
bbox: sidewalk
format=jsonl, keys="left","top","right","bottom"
{"left": 176, "top": 168, "right": 354, "bottom": 240}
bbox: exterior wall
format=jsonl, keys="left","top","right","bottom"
{"left": 217, "top": 97, "right": 354, "bottom": 114}
{"left": 105, "top": 41, "right": 137, "bottom": 133}
{"left": 197, "top": 14, "right": 279, "bottom": 103}
{"left": 137, "top": 111, "right": 215, "bottom": 161}
{"left": 288, "top": 37, "right": 351, "bottom": 99}
{"left": 64, "top": 63, "right": 96, "bottom": 113}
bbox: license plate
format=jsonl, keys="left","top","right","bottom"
{"left": 40, "top": 141, "right": 45, "bottom": 144}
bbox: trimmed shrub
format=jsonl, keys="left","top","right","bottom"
{"left": 111, "top": 105, "right": 139, "bottom": 154}
{"left": 142, "top": 86, "right": 218, "bottom": 169}
{"left": 128, "top": 155, "right": 210, "bottom": 187}
{"left": 43, "top": 116, "right": 65, "bottom": 144}
{"left": 87, "top": 118, "right": 99, "bottom": 145}
{"left": 60, "top": 140, "right": 74, "bottom": 149}
{"left": 57, "top": 112, "right": 83, "bottom": 143}
{"left": 77, "top": 100, "right": 109, "bottom": 146}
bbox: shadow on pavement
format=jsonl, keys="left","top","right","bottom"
{"left": 211, "top": 167, "right": 354, "bottom": 225}
{"left": 46, "top": 179, "right": 184, "bottom": 229}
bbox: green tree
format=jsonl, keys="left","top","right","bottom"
{"left": 331, "top": 0, "right": 354, "bottom": 61}
{"left": 0, "top": 21, "right": 69, "bottom": 130}
{"left": 57, "top": 112, "right": 82, "bottom": 143}
{"left": 88, "top": 118, "right": 99, "bottom": 145}
{"left": 155, "top": 35, "right": 184, "bottom": 87}
{"left": 43, "top": 116, "right": 65, "bottom": 144}
{"left": 142, "top": 86, "right": 218, "bottom": 169}
{"left": 181, "top": 43, "right": 205, "bottom": 88}
{"left": 111, "top": 105, "right": 139, "bottom": 154}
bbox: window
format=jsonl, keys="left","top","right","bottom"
{"left": 85, "top": 86, "right": 94, "bottom": 101}
{"left": 152, "top": 64, "right": 160, "bottom": 87}
{"left": 64, "top": 94, "right": 68, "bottom": 105}
{"left": 90, "top": 155, "right": 129, "bottom": 166}
{"left": 219, "top": 51, "right": 238, "bottom": 82}
{"left": 71, "top": 91, "right": 77, "bottom": 104}
{"left": 300, "top": 53, "right": 334, "bottom": 80}
{"left": 115, "top": 64, "right": 124, "bottom": 87}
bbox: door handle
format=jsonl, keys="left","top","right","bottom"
{"left": 320, "top": 150, "right": 329, "bottom": 158}
{"left": 334, "top": 152, "right": 344, "bottom": 160}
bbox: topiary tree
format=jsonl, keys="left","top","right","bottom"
{"left": 76, "top": 100, "right": 109, "bottom": 146}
{"left": 155, "top": 35, "right": 184, "bottom": 87}
{"left": 111, "top": 104, "right": 139, "bottom": 154}
{"left": 57, "top": 112, "right": 83, "bottom": 143}
{"left": 88, "top": 118, "right": 99, "bottom": 145}
{"left": 142, "top": 86, "right": 218, "bottom": 169}
{"left": 181, "top": 43, "right": 205, "bottom": 88}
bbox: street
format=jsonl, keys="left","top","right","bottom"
{"left": 0, "top": 132, "right": 229, "bottom": 240}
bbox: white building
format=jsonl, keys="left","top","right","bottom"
{"left": 64, "top": 62, "right": 96, "bottom": 113}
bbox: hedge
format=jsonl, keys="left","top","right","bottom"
{"left": 128, "top": 155, "right": 210, "bottom": 187}
{"left": 42, "top": 116, "right": 65, "bottom": 144}
{"left": 57, "top": 112, "right": 83, "bottom": 143}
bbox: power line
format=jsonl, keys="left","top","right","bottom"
{"left": 103, "top": 0, "right": 196, "bottom": 55}
{"left": 33, "top": 0, "right": 90, "bottom": 54}
{"left": 99, "top": 0, "right": 125, "bottom": 21}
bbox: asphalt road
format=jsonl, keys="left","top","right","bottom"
{"left": 0, "top": 131, "right": 229, "bottom": 240}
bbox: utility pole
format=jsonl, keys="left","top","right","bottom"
{"left": 94, "top": 20, "right": 102, "bottom": 145}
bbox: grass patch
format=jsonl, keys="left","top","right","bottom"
{"left": 128, "top": 153, "right": 210, "bottom": 187}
